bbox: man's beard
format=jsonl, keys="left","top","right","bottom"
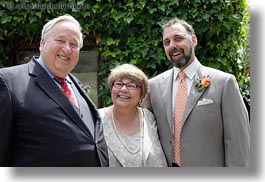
{"left": 169, "top": 46, "right": 192, "bottom": 68}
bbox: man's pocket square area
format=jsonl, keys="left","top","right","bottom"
{"left": 197, "top": 98, "right": 214, "bottom": 106}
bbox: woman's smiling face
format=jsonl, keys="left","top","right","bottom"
{"left": 111, "top": 79, "right": 142, "bottom": 109}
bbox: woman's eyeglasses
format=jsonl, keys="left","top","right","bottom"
{"left": 113, "top": 81, "right": 139, "bottom": 90}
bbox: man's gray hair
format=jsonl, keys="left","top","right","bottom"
{"left": 41, "top": 14, "right": 83, "bottom": 48}
{"left": 162, "top": 17, "right": 195, "bottom": 36}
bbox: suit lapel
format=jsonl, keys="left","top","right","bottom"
{"left": 158, "top": 70, "right": 174, "bottom": 131}
{"left": 104, "top": 119, "right": 127, "bottom": 166}
{"left": 28, "top": 59, "right": 93, "bottom": 140}
{"left": 70, "top": 74, "right": 102, "bottom": 140}
{"left": 182, "top": 64, "right": 208, "bottom": 125}
{"left": 70, "top": 74, "right": 99, "bottom": 121}
{"left": 141, "top": 109, "right": 154, "bottom": 166}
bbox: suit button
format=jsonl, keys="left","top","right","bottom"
{"left": 80, "top": 114, "right": 83, "bottom": 118}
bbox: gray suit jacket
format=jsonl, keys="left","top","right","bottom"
{"left": 141, "top": 62, "right": 250, "bottom": 167}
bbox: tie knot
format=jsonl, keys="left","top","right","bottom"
{"left": 54, "top": 77, "right": 66, "bottom": 85}
{"left": 178, "top": 71, "right": 186, "bottom": 80}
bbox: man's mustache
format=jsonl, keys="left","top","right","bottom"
{"left": 170, "top": 47, "right": 184, "bottom": 55}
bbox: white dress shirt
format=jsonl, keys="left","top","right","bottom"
{"left": 172, "top": 58, "right": 200, "bottom": 113}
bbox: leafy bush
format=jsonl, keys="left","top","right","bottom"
{"left": 0, "top": 0, "right": 250, "bottom": 108}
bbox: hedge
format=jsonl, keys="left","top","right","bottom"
{"left": 0, "top": 0, "right": 250, "bottom": 108}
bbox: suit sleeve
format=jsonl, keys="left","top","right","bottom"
{"left": 0, "top": 73, "right": 13, "bottom": 166}
{"left": 141, "top": 79, "right": 154, "bottom": 112}
{"left": 222, "top": 75, "right": 250, "bottom": 167}
{"left": 141, "top": 92, "right": 152, "bottom": 111}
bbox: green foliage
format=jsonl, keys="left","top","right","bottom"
{"left": 0, "top": 0, "right": 250, "bottom": 108}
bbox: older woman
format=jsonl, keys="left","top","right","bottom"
{"left": 98, "top": 64, "right": 167, "bottom": 167}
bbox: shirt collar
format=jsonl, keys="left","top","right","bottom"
{"left": 36, "top": 56, "right": 72, "bottom": 83}
{"left": 173, "top": 57, "right": 200, "bottom": 80}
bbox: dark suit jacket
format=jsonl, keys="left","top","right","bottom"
{"left": 0, "top": 57, "right": 109, "bottom": 167}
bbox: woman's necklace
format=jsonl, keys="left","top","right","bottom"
{"left": 112, "top": 106, "right": 143, "bottom": 154}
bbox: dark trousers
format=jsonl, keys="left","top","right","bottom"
{"left": 172, "top": 163, "right": 180, "bottom": 167}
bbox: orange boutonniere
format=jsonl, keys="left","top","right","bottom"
{"left": 195, "top": 75, "right": 211, "bottom": 92}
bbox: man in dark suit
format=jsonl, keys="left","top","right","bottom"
{"left": 141, "top": 17, "right": 250, "bottom": 167}
{"left": 0, "top": 14, "right": 109, "bottom": 167}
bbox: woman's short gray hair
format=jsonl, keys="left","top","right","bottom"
{"left": 41, "top": 14, "right": 83, "bottom": 48}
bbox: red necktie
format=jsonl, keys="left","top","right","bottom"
{"left": 54, "top": 77, "right": 79, "bottom": 107}
{"left": 174, "top": 71, "right": 187, "bottom": 166}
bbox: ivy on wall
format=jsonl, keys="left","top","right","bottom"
{"left": 0, "top": 0, "right": 250, "bottom": 107}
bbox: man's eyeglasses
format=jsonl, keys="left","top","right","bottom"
{"left": 113, "top": 81, "right": 139, "bottom": 90}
